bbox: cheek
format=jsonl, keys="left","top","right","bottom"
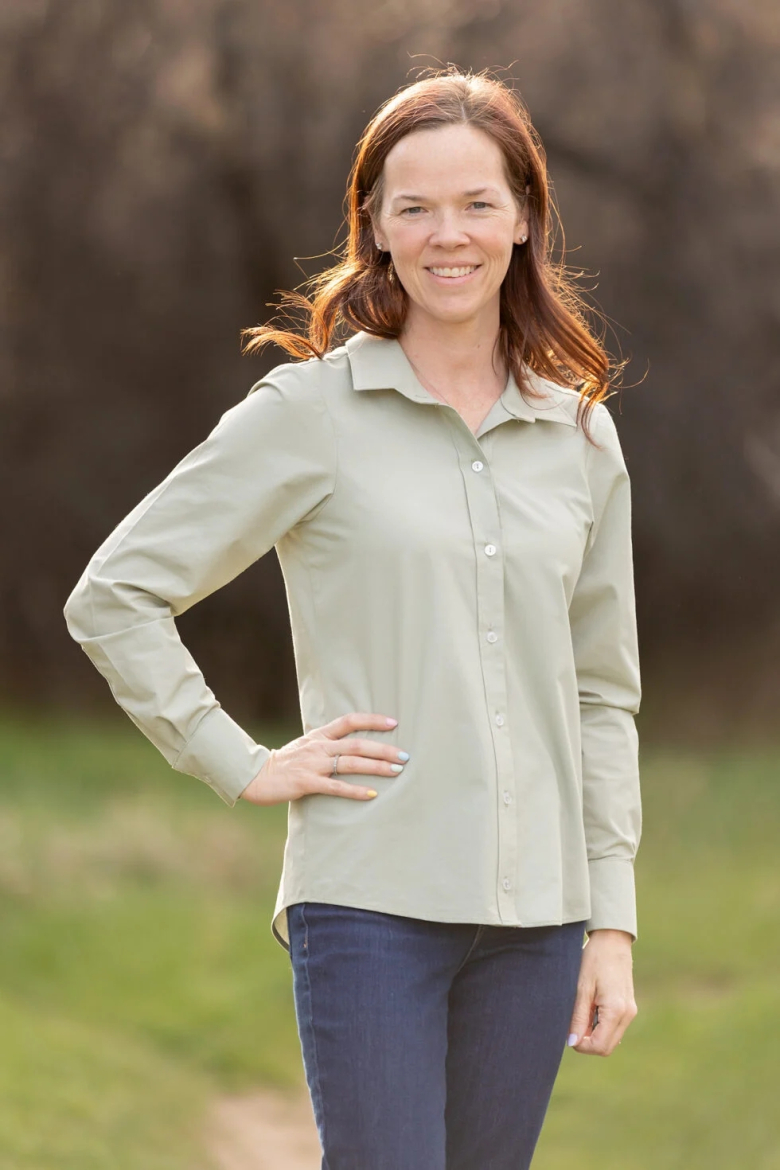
{"left": 391, "top": 229, "right": 427, "bottom": 269}
{"left": 480, "top": 226, "right": 516, "bottom": 261}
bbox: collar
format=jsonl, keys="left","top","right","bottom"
{"left": 343, "top": 330, "right": 578, "bottom": 427}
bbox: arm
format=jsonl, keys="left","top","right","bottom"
{"left": 63, "top": 365, "right": 336, "bottom": 806}
{"left": 565, "top": 401, "right": 642, "bottom": 1057}
{"left": 568, "top": 401, "right": 642, "bottom": 942}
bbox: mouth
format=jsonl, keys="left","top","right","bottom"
{"left": 425, "top": 264, "right": 481, "bottom": 284}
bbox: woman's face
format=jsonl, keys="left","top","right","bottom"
{"left": 372, "top": 122, "right": 528, "bottom": 331}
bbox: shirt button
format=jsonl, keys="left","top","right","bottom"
{"left": 502, "top": 877, "right": 512, "bottom": 891}
{"left": 486, "top": 630, "right": 498, "bottom": 643}
{"left": 472, "top": 460, "right": 484, "bottom": 472}
{"left": 495, "top": 713, "right": 505, "bottom": 727}
{"left": 484, "top": 543, "right": 497, "bottom": 556}
{"left": 503, "top": 790, "right": 512, "bottom": 804}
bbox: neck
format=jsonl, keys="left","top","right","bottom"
{"left": 398, "top": 308, "right": 505, "bottom": 400}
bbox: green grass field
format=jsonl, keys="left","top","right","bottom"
{"left": 0, "top": 710, "right": 778, "bottom": 1168}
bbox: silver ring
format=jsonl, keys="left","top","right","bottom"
{"left": 331, "top": 754, "right": 340, "bottom": 776}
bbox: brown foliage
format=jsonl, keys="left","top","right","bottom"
{"left": 2, "top": 0, "right": 779, "bottom": 718}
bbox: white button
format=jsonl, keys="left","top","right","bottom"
{"left": 503, "top": 790, "right": 512, "bottom": 804}
{"left": 472, "top": 460, "right": 484, "bottom": 472}
{"left": 486, "top": 630, "right": 498, "bottom": 643}
{"left": 485, "top": 544, "right": 497, "bottom": 556}
{"left": 502, "top": 877, "right": 512, "bottom": 891}
{"left": 495, "top": 713, "right": 505, "bottom": 727}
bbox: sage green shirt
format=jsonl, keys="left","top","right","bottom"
{"left": 63, "top": 329, "right": 642, "bottom": 949}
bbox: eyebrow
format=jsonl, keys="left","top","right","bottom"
{"left": 391, "top": 186, "right": 501, "bottom": 204}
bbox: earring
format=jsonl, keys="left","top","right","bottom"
{"left": 387, "top": 258, "right": 396, "bottom": 284}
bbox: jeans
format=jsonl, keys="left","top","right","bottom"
{"left": 287, "top": 901, "right": 587, "bottom": 1170}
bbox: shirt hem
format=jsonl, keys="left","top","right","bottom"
{"left": 270, "top": 891, "right": 592, "bottom": 953}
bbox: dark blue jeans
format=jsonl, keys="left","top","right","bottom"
{"left": 287, "top": 901, "right": 586, "bottom": 1169}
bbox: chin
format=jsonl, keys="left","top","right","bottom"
{"left": 422, "top": 303, "right": 486, "bottom": 325}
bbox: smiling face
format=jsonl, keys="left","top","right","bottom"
{"left": 371, "top": 122, "right": 528, "bottom": 333}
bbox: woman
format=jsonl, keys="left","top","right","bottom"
{"left": 64, "top": 67, "right": 641, "bottom": 1169}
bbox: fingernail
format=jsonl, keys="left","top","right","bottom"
{"left": 397, "top": 751, "right": 410, "bottom": 761}
{"left": 366, "top": 789, "right": 378, "bottom": 798}
{"left": 386, "top": 717, "right": 398, "bottom": 726}
{"left": 390, "top": 763, "right": 404, "bottom": 772}
{"left": 567, "top": 1033, "right": 578, "bottom": 1047}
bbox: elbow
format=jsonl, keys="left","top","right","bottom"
{"left": 64, "top": 561, "right": 173, "bottom": 644}
{"left": 62, "top": 561, "right": 122, "bottom": 643}
{"left": 63, "top": 569, "right": 96, "bottom": 643}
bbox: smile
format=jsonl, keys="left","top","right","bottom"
{"left": 426, "top": 264, "right": 481, "bottom": 282}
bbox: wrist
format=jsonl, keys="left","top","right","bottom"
{"left": 587, "top": 928, "right": 634, "bottom": 946}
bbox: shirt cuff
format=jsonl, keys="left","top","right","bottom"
{"left": 584, "top": 856, "right": 638, "bottom": 941}
{"left": 172, "top": 706, "right": 271, "bottom": 807}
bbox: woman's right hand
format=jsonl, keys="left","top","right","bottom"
{"left": 238, "top": 712, "right": 409, "bottom": 806}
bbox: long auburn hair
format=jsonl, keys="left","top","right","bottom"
{"left": 241, "top": 66, "right": 624, "bottom": 443}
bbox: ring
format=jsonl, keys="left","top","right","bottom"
{"left": 331, "top": 754, "right": 340, "bottom": 776}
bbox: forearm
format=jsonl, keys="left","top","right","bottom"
{"left": 580, "top": 702, "right": 642, "bottom": 941}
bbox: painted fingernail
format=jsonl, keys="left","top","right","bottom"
{"left": 366, "top": 789, "right": 378, "bottom": 798}
{"left": 567, "top": 1033, "right": 579, "bottom": 1047}
{"left": 397, "top": 751, "right": 410, "bottom": 761}
{"left": 390, "top": 763, "right": 404, "bottom": 772}
{"left": 386, "top": 717, "right": 398, "bottom": 726}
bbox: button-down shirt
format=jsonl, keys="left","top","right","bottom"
{"left": 63, "top": 329, "right": 642, "bottom": 949}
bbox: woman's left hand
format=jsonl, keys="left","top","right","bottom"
{"left": 567, "top": 928, "right": 638, "bottom": 1056}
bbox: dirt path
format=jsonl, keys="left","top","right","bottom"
{"left": 205, "top": 1084, "right": 321, "bottom": 1170}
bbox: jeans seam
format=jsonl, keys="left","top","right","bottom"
{"left": 452, "top": 923, "right": 485, "bottom": 978}
{"left": 299, "top": 904, "right": 329, "bottom": 1157}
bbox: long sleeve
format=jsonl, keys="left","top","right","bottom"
{"left": 568, "top": 402, "right": 642, "bottom": 940}
{"left": 63, "top": 364, "right": 337, "bottom": 807}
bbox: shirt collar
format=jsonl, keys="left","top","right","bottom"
{"left": 344, "top": 330, "right": 578, "bottom": 428}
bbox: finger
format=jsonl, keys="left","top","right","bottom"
{"left": 330, "top": 753, "right": 405, "bottom": 778}
{"left": 324, "top": 737, "right": 409, "bottom": 764}
{"left": 574, "top": 1006, "right": 630, "bottom": 1057}
{"left": 316, "top": 712, "right": 398, "bottom": 739}
{"left": 567, "top": 988, "right": 596, "bottom": 1049}
{"left": 314, "top": 777, "right": 379, "bottom": 800}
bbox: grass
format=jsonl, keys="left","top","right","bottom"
{"left": 0, "top": 710, "right": 778, "bottom": 1167}
{"left": 538, "top": 746, "right": 780, "bottom": 1168}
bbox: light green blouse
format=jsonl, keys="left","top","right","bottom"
{"left": 63, "top": 329, "right": 642, "bottom": 950}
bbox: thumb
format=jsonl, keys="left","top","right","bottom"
{"left": 567, "top": 985, "right": 595, "bottom": 1049}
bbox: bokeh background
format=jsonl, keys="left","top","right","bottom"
{"left": 1, "top": 1, "right": 779, "bottom": 1167}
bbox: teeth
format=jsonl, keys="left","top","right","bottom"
{"left": 429, "top": 266, "right": 477, "bottom": 277}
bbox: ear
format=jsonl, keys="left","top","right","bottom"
{"left": 362, "top": 202, "right": 381, "bottom": 249}
{"left": 367, "top": 216, "right": 384, "bottom": 252}
{"left": 514, "top": 187, "right": 530, "bottom": 244}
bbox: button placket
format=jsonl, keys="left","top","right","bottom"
{"left": 446, "top": 417, "right": 519, "bottom": 923}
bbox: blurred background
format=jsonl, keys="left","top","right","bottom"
{"left": 1, "top": 1, "right": 779, "bottom": 1167}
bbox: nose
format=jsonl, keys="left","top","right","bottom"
{"left": 428, "top": 211, "right": 471, "bottom": 250}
